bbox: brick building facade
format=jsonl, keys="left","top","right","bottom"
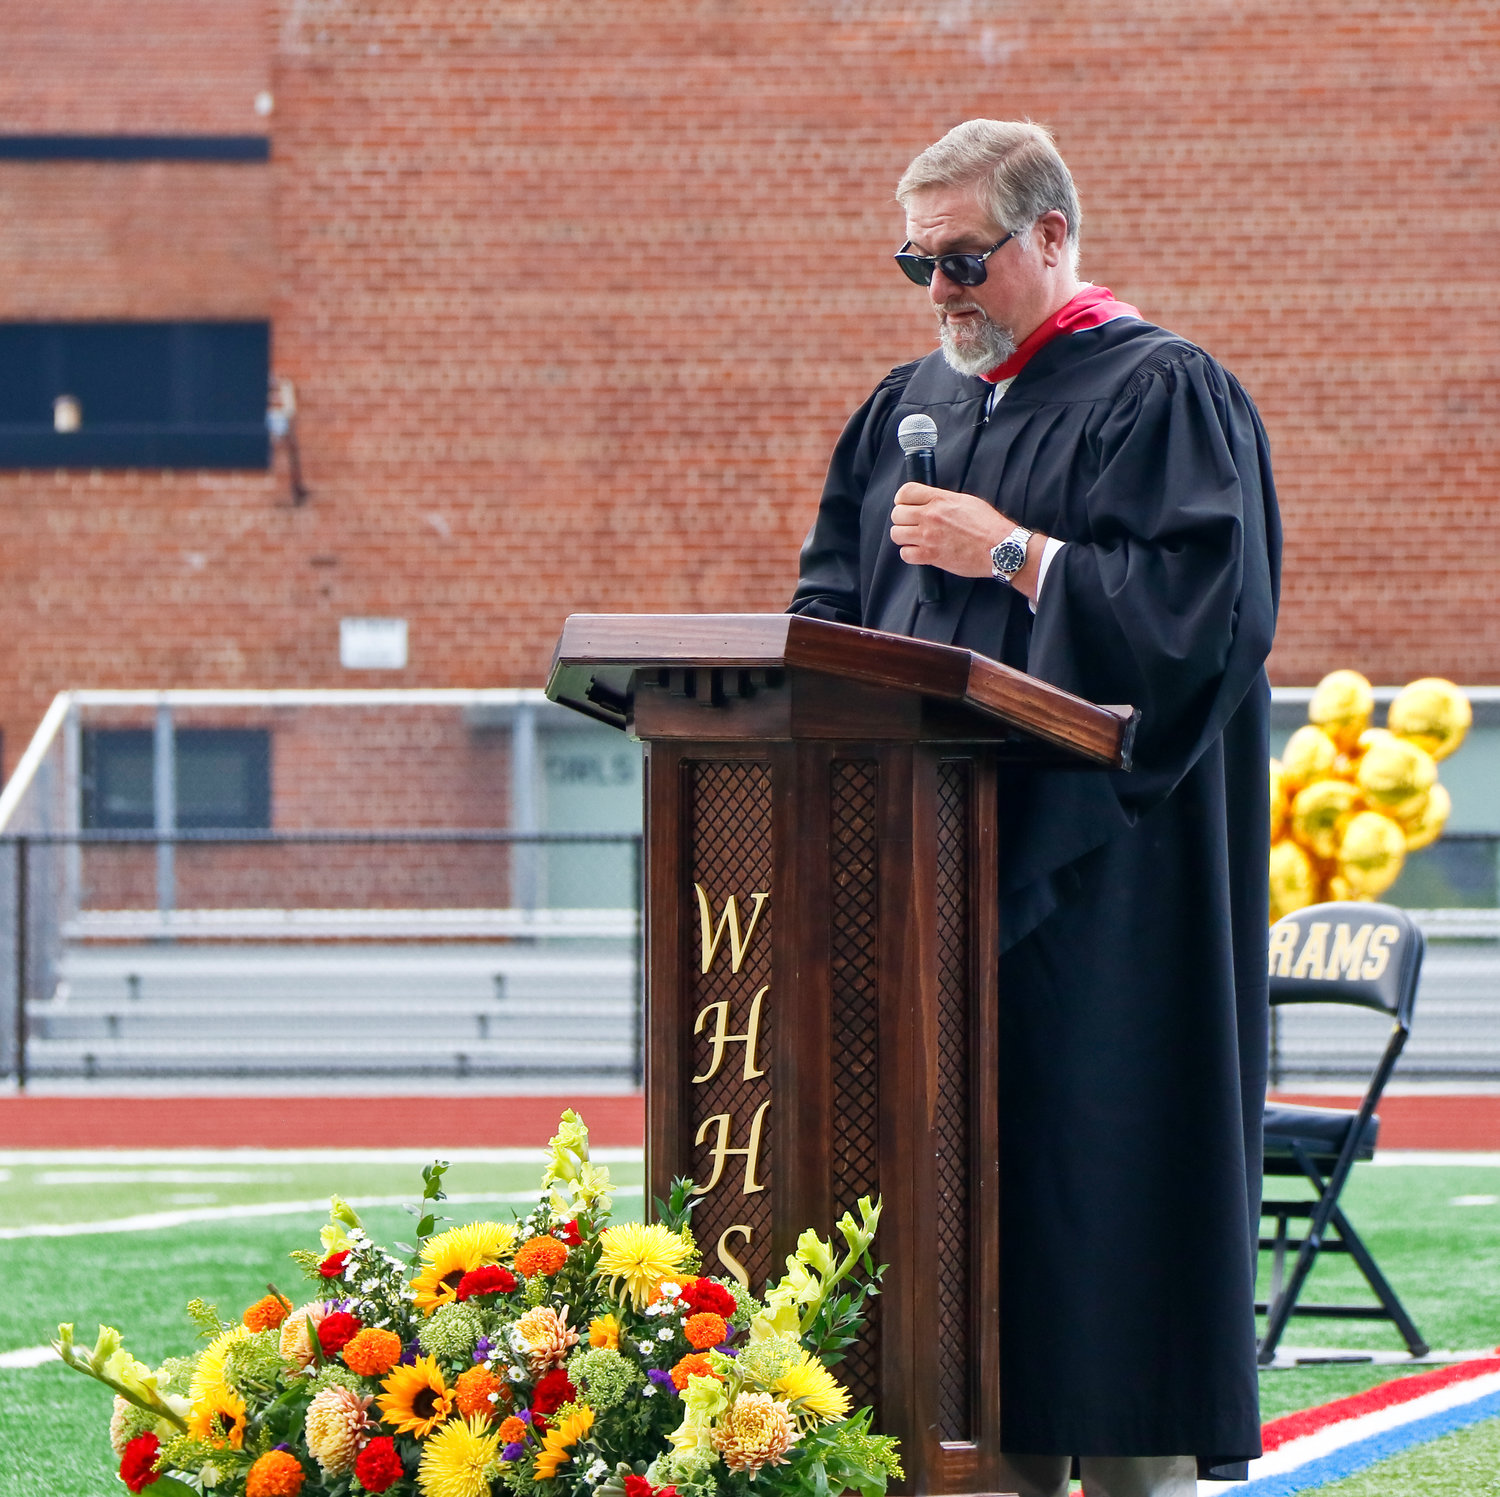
{"left": 2, "top": 0, "right": 1498, "bottom": 779}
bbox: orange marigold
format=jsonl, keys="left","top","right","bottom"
{"left": 341, "top": 1327, "right": 404, "bottom": 1378}
{"left": 514, "top": 1235, "right": 569, "bottom": 1277}
{"left": 670, "top": 1352, "right": 722, "bottom": 1391}
{"left": 454, "top": 1364, "right": 504, "bottom": 1419}
{"left": 683, "top": 1312, "right": 729, "bottom": 1350}
{"left": 497, "top": 1415, "right": 528, "bottom": 1443}
{"left": 245, "top": 1449, "right": 306, "bottom": 1496}
{"left": 242, "top": 1293, "right": 292, "bottom": 1332}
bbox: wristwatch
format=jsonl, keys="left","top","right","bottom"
{"left": 989, "top": 525, "right": 1033, "bottom": 585}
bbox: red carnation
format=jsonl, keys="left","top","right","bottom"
{"left": 120, "top": 1433, "right": 161, "bottom": 1493}
{"left": 531, "top": 1367, "right": 576, "bottom": 1417}
{"left": 316, "top": 1310, "right": 363, "bottom": 1356}
{"left": 318, "top": 1249, "right": 351, "bottom": 1278}
{"left": 624, "top": 1477, "right": 678, "bottom": 1497}
{"left": 681, "top": 1277, "right": 737, "bottom": 1318}
{"left": 456, "top": 1264, "right": 517, "bottom": 1300}
{"left": 353, "top": 1436, "right": 404, "bottom": 1493}
{"left": 558, "top": 1218, "right": 583, "bottom": 1246}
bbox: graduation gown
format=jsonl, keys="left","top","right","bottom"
{"left": 790, "top": 319, "right": 1282, "bottom": 1474}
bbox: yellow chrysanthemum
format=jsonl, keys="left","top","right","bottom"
{"left": 188, "top": 1324, "right": 250, "bottom": 1403}
{"left": 187, "top": 1383, "right": 248, "bottom": 1449}
{"left": 411, "top": 1222, "right": 518, "bottom": 1315}
{"left": 595, "top": 1222, "right": 691, "bottom": 1308}
{"left": 532, "top": 1404, "right": 595, "bottom": 1481}
{"left": 712, "top": 1391, "right": 797, "bottom": 1475}
{"left": 772, "top": 1352, "right": 852, "bottom": 1427}
{"left": 417, "top": 1413, "right": 503, "bottom": 1497}
{"left": 378, "top": 1355, "right": 455, "bottom": 1439}
{"left": 588, "top": 1314, "right": 620, "bottom": 1350}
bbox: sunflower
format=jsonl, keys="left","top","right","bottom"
{"left": 412, "top": 1222, "right": 517, "bottom": 1315}
{"left": 595, "top": 1223, "right": 692, "bottom": 1308}
{"left": 532, "top": 1404, "right": 595, "bottom": 1480}
{"left": 416, "top": 1413, "right": 503, "bottom": 1497}
{"left": 378, "top": 1355, "right": 455, "bottom": 1439}
{"left": 771, "top": 1351, "right": 851, "bottom": 1426}
{"left": 187, "top": 1383, "right": 248, "bottom": 1449}
{"left": 188, "top": 1324, "right": 250, "bottom": 1403}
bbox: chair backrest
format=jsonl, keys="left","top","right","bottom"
{"left": 1268, "top": 901, "right": 1424, "bottom": 1027}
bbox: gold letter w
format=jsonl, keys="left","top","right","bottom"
{"left": 695, "top": 884, "right": 769, "bottom": 974}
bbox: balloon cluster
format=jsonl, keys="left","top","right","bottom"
{"left": 1270, "top": 672, "right": 1471, "bottom": 921}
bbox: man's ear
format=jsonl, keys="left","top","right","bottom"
{"left": 1035, "top": 210, "right": 1071, "bottom": 268}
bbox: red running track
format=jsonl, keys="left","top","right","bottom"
{"left": 0, "top": 1094, "right": 645, "bottom": 1150}
{"left": 1, "top": 1092, "right": 1497, "bottom": 1152}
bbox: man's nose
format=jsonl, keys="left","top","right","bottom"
{"left": 928, "top": 263, "right": 959, "bottom": 303}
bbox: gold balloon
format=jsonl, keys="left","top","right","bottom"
{"left": 1270, "top": 758, "right": 1289, "bottom": 842}
{"left": 1402, "top": 781, "right": 1451, "bottom": 852}
{"left": 1388, "top": 677, "right": 1472, "bottom": 762}
{"left": 1281, "top": 725, "right": 1339, "bottom": 793}
{"left": 1337, "top": 811, "right": 1407, "bottom": 897}
{"left": 1290, "top": 778, "right": 1363, "bottom": 861}
{"left": 1270, "top": 839, "right": 1320, "bottom": 921}
{"left": 1309, "top": 669, "right": 1374, "bottom": 753}
{"left": 1327, "top": 874, "right": 1355, "bottom": 902}
{"left": 1356, "top": 734, "right": 1438, "bottom": 821}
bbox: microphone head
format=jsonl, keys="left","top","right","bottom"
{"left": 897, "top": 413, "right": 939, "bottom": 455}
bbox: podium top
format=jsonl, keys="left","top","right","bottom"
{"left": 547, "top": 613, "right": 1136, "bottom": 768}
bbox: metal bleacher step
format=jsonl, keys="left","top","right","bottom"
{"left": 26, "top": 941, "right": 641, "bottom": 1081}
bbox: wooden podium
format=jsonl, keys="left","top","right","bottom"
{"left": 546, "top": 614, "right": 1135, "bottom": 1497}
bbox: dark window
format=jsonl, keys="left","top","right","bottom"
{"left": 82, "top": 728, "right": 272, "bottom": 830}
{"left": 0, "top": 321, "right": 270, "bottom": 469}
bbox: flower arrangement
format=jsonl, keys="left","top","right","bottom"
{"left": 55, "top": 1110, "right": 900, "bottom": 1497}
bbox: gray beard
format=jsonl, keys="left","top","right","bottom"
{"left": 937, "top": 310, "right": 1016, "bottom": 377}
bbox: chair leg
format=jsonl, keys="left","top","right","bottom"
{"left": 1328, "top": 1205, "right": 1430, "bottom": 1357}
{"left": 1258, "top": 1224, "right": 1321, "bottom": 1366}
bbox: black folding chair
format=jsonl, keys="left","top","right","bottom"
{"left": 1258, "top": 900, "right": 1429, "bottom": 1365}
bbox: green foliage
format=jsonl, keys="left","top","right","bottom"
{"left": 183, "top": 1299, "right": 227, "bottom": 1341}
{"left": 652, "top": 1176, "right": 698, "bottom": 1233}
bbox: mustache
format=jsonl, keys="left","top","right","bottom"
{"left": 938, "top": 300, "right": 990, "bottom": 321}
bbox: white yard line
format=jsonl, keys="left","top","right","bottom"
{"left": 0, "top": 1345, "right": 57, "bottom": 1369}
{"left": 0, "top": 1184, "right": 643, "bottom": 1239}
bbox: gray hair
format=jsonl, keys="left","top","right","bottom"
{"left": 896, "top": 119, "right": 1082, "bottom": 270}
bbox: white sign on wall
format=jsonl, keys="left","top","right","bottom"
{"left": 339, "top": 617, "right": 409, "bottom": 670}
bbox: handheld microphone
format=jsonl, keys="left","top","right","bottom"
{"left": 896, "top": 413, "right": 943, "bottom": 605}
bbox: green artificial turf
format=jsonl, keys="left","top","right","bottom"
{"left": 1310, "top": 1410, "right": 1500, "bottom": 1495}
{"left": 2, "top": 1152, "right": 1497, "bottom": 1494}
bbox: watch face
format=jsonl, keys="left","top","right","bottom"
{"left": 992, "top": 538, "right": 1026, "bottom": 577}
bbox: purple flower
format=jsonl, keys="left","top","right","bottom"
{"left": 473, "top": 1335, "right": 493, "bottom": 1363}
{"left": 516, "top": 1407, "right": 535, "bottom": 1426}
{"left": 398, "top": 1338, "right": 421, "bottom": 1366}
{"left": 647, "top": 1368, "right": 677, "bottom": 1391}
{"left": 502, "top": 1442, "right": 525, "bottom": 1461}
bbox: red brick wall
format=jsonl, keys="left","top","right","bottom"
{"left": 3, "top": 2, "right": 1498, "bottom": 773}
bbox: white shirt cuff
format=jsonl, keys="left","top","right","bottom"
{"left": 1029, "top": 536, "right": 1065, "bottom": 614}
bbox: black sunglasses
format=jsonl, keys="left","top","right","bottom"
{"left": 893, "top": 232, "right": 1015, "bottom": 287}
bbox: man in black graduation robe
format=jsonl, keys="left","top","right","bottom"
{"left": 790, "top": 120, "right": 1281, "bottom": 1496}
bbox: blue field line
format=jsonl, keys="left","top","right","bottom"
{"left": 1233, "top": 1388, "right": 1500, "bottom": 1495}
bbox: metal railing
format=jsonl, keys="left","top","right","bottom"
{"left": 2, "top": 829, "right": 644, "bottom": 1089}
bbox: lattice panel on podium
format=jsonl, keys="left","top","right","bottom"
{"left": 934, "top": 759, "right": 973, "bottom": 1441}
{"left": 829, "top": 758, "right": 881, "bottom": 1412}
{"left": 683, "top": 760, "right": 775, "bottom": 1290}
